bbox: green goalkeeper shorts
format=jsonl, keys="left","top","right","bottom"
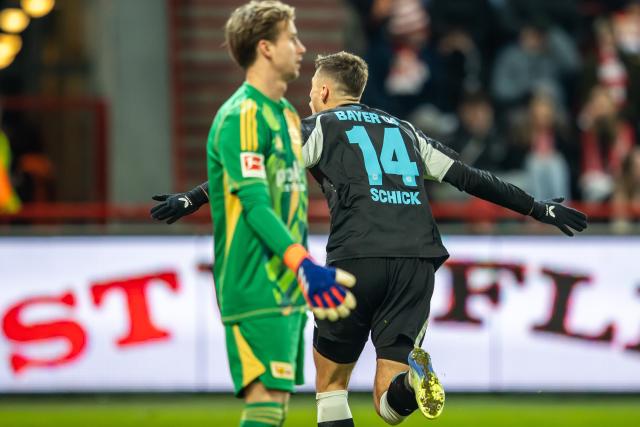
{"left": 225, "top": 312, "right": 307, "bottom": 396}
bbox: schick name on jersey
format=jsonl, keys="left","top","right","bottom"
{"left": 370, "top": 188, "right": 421, "bottom": 205}
{"left": 334, "top": 110, "right": 399, "bottom": 125}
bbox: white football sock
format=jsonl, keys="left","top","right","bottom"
{"left": 379, "top": 391, "right": 406, "bottom": 425}
{"left": 316, "top": 390, "right": 352, "bottom": 423}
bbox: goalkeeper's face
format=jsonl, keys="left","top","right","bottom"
{"left": 270, "top": 20, "right": 306, "bottom": 82}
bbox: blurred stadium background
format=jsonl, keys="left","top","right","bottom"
{"left": 1, "top": 0, "right": 639, "bottom": 426}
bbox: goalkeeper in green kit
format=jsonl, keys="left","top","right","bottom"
{"left": 149, "top": 2, "right": 356, "bottom": 426}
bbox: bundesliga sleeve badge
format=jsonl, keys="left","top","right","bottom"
{"left": 240, "top": 152, "right": 267, "bottom": 179}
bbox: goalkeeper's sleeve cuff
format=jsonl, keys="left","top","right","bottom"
{"left": 284, "top": 243, "right": 309, "bottom": 271}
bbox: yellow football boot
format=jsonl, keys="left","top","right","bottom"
{"left": 408, "top": 347, "right": 445, "bottom": 419}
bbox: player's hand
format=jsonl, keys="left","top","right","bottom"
{"left": 150, "top": 193, "right": 201, "bottom": 224}
{"left": 284, "top": 244, "right": 356, "bottom": 321}
{"left": 530, "top": 197, "right": 588, "bottom": 237}
{"left": 150, "top": 183, "right": 209, "bottom": 224}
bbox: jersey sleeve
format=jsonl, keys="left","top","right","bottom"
{"left": 301, "top": 114, "right": 324, "bottom": 168}
{"left": 408, "top": 123, "right": 457, "bottom": 182}
{"left": 214, "top": 100, "right": 271, "bottom": 192}
{"left": 237, "top": 184, "right": 297, "bottom": 257}
{"left": 443, "top": 160, "right": 535, "bottom": 215}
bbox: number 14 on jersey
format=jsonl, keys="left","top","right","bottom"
{"left": 346, "top": 126, "right": 419, "bottom": 187}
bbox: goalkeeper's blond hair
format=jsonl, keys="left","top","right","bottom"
{"left": 225, "top": 1, "right": 295, "bottom": 69}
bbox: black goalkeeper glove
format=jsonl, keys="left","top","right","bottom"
{"left": 150, "top": 185, "right": 208, "bottom": 224}
{"left": 530, "top": 197, "right": 588, "bottom": 237}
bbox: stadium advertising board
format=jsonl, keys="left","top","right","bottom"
{"left": 0, "top": 236, "right": 639, "bottom": 392}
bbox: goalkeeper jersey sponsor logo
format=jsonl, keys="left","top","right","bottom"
{"left": 275, "top": 161, "right": 304, "bottom": 192}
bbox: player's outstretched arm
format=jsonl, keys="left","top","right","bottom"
{"left": 150, "top": 182, "right": 209, "bottom": 224}
{"left": 442, "top": 161, "right": 588, "bottom": 236}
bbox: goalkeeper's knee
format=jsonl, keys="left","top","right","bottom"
{"left": 240, "top": 401, "right": 286, "bottom": 427}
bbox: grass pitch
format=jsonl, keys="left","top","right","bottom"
{"left": 0, "top": 393, "right": 638, "bottom": 427}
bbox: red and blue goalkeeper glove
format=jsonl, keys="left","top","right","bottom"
{"left": 284, "top": 244, "right": 356, "bottom": 321}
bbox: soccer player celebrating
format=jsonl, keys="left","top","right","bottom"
{"left": 155, "top": 3, "right": 357, "bottom": 427}
{"left": 300, "top": 53, "right": 585, "bottom": 426}
{"left": 153, "top": 53, "right": 587, "bottom": 426}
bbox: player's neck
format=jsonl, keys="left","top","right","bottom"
{"left": 245, "top": 67, "right": 287, "bottom": 102}
{"left": 327, "top": 97, "right": 361, "bottom": 109}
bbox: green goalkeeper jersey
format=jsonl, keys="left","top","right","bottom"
{"left": 207, "top": 83, "right": 308, "bottom": 324}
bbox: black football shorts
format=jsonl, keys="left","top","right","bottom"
{"left": 313, "top": 257, "right": 436, "bottom": 364}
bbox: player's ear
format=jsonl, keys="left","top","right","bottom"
{"left": 257, "top": 39, "right": 273, "bottom": 60}
{"left": 321, "top": 85, "right": 329, "bottom": 104}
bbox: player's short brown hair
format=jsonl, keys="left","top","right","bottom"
{"left": 315, "top": 52, "right": 369, "bottom": 98}
{"left": 225, "top": 1, "right": 295, "bottom": 69}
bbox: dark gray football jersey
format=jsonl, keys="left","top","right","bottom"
{"left": 302, "top": 103, "right": 457, "bottom": 266}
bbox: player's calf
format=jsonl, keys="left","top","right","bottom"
{"left": 378, "top": 372, "right": 418, "bottom": 425}
{"left": 313, "top": 345, "right": 358, "bottom": 426}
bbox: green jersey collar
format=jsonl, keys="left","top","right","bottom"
{"left": 243, "top": 82, "right": 285, "bottom": 110}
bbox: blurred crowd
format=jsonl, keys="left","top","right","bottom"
{"left": 2, "top": 0, "right": 640, "bottom": 229}
{"left": 345, "top": 0, "right": 640, "bottom": 229}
